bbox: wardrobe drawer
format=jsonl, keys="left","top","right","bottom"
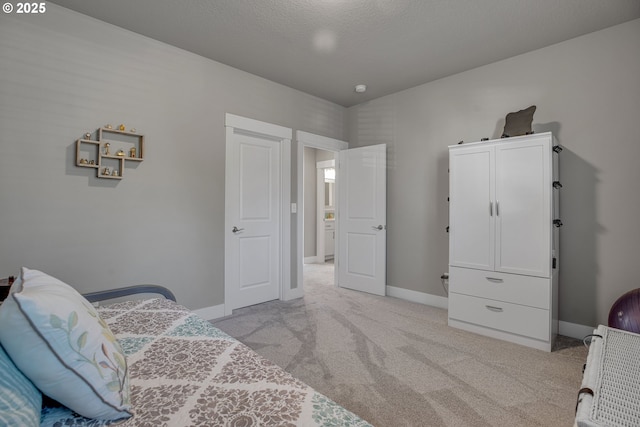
{"left": 449, "top": 293, "right": 550, "bottom": 342}
{"left": 449, "top": 267, "right": 550, "bottom": 309}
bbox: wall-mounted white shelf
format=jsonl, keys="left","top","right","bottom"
{"left": 76, "top": 127, "right": 144, "bottom": 180}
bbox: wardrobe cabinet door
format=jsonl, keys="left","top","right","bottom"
{"left": 494, "top": 136, "right": 552, "bottom": 277}
{"left": 449, "top": 146, "right": 495, "bottom": 271}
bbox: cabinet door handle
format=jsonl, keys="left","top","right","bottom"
{"left": 485, "top": 305, "right": 504, "bottom": 312}
{"left": 486, "top": 277, "right": 504, "bottom": 283}
{"left": 232, "top": 226, "right": 244, "bottom": 233}
{"left": 489, "top": 201, "right": 493, "bottom": 216}
{"left": 496, "top": 200, "right": 499, "bottom": 216}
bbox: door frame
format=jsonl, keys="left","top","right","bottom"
{"left": 224, "top": 113, "right": 292, "bottom": 315}
{"left": 295, "top": 131, "right": 348, "bottom": 299}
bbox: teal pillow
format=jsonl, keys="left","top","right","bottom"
{"left": 0, "top": 343, "right": 42, "bottom": 427}
{"left": 0, "top": 268, "right": 131, "bottom": 421}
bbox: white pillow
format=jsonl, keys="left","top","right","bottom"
{"left": 0, "top": 268, "right": 132, "bottom": 421}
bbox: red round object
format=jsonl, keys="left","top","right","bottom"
{"left": 608, "top": 288, "right": 640, "bottom": 333}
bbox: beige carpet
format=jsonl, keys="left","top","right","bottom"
{"left": 212, "top": 263, "right": 587, "bottom": 426}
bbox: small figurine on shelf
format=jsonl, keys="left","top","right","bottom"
{"left": 89, "top": 160, "right": 95, "bottom": 165}
{"left": 130, "top": 147, "right": 136, "bottom": 158}
{"left": 130, "top": 128, "right": 136, "bottom": 133}
{"left": 116, "top": 149, "right": 125, "bottom": 157}
{"left": 105, "top": 124, "right": 113, "bottom": 129}
{"left": 79, "top": 158, "right": 88, "bottom": 164}
{"left": 102, "top": 167, "right": 110, "bottom": 176}
{"left": 111, "top": 170, "right": 119, "bottom": 177}
{"left": 118, "top": 124, "right": 126, "bottom": 131}
{"left": 104, "top": 143, "right": 110, "bottom": 156}
{"left": 85, "top": 132, "right": 91, "bottom": 140}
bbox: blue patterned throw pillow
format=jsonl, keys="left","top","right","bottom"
{"left": 0, "top": 343, "right": 42, "bottom": 427}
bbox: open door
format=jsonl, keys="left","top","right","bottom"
{"left": 337, "top": 144, "right": 386, "bottom": 296}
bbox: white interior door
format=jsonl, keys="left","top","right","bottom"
{"left": 225, "top": 114, "right": 291, "bottom": 315}
{"left": 337, "top": 144, "right": 386, "bottom": 296}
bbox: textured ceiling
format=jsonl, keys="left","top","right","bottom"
{"left": 50, "top": 0, "right": 640, "bottom": 107}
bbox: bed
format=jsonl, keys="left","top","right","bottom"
{"left": 0, "top": 268, "right": 372, "bottom": 427}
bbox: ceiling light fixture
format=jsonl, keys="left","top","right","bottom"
{"left": 313, "top": 29, "right": 336, "bottom": 53}
{"left": 354, "top": 84, "right": 367, "bottom": 93}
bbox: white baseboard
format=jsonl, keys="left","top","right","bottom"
{"left": 200, "top": 286, "right": 594, "bottom": 340}
{"left": 195, "top": 289, "right": 305, "bottom": 321}
{"left": 304, "top": 256, "right": 318, "bottom": 264}
{"left": 559, "top": 320, "right": 596, "bottom": 340}
{"left": 386, "top": 286, "right": 594, "bottom": 341}
{"left": 386, "top": 285, "right": 448, "bottom": 310}
{"left": 193, "top": 304, "right": 226, "bottom": 321}
{"left": 283, "top": 286, "right": 304, "bottom": 301}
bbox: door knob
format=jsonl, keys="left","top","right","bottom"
{"left": 232, "top": 226, "right": 244, "bottom": 233}
{"left": 372, "top": 225, "right": 384, "bottom": 230}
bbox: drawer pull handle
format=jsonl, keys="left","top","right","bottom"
{"left": 485, "top": 305, "right": 504, "bottom": 313}
{"left": 486, "top": 277, "right": 504, "bottom": 283}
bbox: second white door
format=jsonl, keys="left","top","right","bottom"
{"left": 337, "top": 144, "right": 387, "bottom": 296}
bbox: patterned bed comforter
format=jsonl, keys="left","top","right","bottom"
{"left": 40, "top": 298, "right": 371, "bottom": 427}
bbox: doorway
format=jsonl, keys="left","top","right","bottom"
{"left": 303, "top": 148, "right": 336, "bottom": 287}
{"left": 296, "top": 131, "right": 348, "bottom": 295}
{"left": 295, "top": 131, "right": 387, "bottom": 297}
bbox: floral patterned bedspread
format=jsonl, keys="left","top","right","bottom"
{"left": 40, "top": 298, "right": 372, "bottom": 427}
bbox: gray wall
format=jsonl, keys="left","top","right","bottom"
{"left": 2, "top": 5, "right": 638, "bottom": 328}
{"left": 347, "top": 18, "right": 640, "bottom": 327}
{"left": 0, "top": 5, "right": 346, "bottom": 310}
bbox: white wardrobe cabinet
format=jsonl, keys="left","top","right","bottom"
{"left": 448, "top": 132, "right": 560, "bottom": 351}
